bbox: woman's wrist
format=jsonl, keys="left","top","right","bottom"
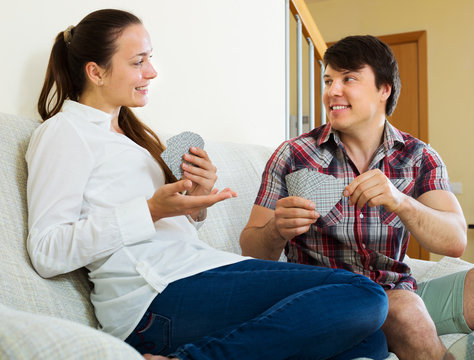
{"left": 147, "top": 198, "right": 160, "bottom": 222}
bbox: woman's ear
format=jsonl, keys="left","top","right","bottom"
{"left": 84, "top": 62, "right": 105, "bottom": 87}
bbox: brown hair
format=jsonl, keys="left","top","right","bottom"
{"left": 38, "top": 9, "right": 176, "bottom": 183}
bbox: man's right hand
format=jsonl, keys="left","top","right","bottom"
{"left": 240, "top": 197, "right": 319, "bottom": 260}
{"left": 273, "top": 196, "right": 319, "bottom": 241}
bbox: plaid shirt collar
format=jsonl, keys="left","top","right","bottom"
{"left": 317, "top": 119, "right": 406, "bottom": 153}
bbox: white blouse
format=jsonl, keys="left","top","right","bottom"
{"left": 26, "top": 100, "right": 245, "bottom": 340}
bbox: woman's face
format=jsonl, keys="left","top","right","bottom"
{"left": 100, "top": 24, "right": 157, "bottom": 112}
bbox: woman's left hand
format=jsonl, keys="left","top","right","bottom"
{"left": 181, "top": 147, "right": 218, "bottom": 197}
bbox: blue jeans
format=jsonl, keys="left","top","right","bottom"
{"left": 125, "top": 259, "right": 388, "bottom": 360}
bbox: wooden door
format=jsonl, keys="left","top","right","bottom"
{"left": 379, "top": 31, "right": 429, "bottom": 260}
{"left": 313, "top": 31, "right": 429, "bottom": 259}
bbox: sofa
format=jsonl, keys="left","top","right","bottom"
{"left": 1, "top": 111, "right": 472, "bottom": 359}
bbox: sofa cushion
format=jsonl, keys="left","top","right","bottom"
{"left": 196, "top": 140, "right": 273, "bottom": 254}
{"left": 0, "top": 303, "right": 142, "bottom": 359}
{"left": 0, "top": 112, "right": 97, "bottom": 327}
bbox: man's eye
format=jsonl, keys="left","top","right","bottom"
{"left": 324, "top": 80, "right": 332, "bottom": 86}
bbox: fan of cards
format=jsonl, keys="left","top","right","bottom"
{"left": 160, "top": 131, "right": 205, "bottom": 179}
{"left": 285, "top": 169, "right": 345, "bottom": 217}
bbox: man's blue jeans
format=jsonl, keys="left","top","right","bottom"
{"left": 125, "top": 259, "right": 388, "bottom": 360}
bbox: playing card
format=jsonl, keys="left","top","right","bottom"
{"left": 161, "top": 131, "right": 205, "bottom": 179}
{"left": 285, "top": 169, "right": 345, "bottom": 217}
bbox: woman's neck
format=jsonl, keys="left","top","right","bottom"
{"left": 78, "top": 92, "right": 123, "bottom": 133}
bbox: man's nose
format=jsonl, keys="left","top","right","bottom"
{"left": 327, "top": 80, "right": 343, "bottom": 97}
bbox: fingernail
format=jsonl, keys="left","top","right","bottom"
{"left": 343, "top": 190, "right": 349, "bottom": 197}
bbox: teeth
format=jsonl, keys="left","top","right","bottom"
{"left": 136, "top": 86, "right": 147, "bottom": 91}
{"left": 332, "top": 105, "right": 350, "bottom": 110}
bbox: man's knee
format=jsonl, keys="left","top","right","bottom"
{"left": 384, "top": 289, "right": 439, "bottom": 343}
{"left": 383, "top": 290, "right": 444, "bottom": 358}
{"left": 463, "top": 268, "right": 474, "bottom": 329}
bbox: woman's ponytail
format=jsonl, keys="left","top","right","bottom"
{"left": 37, "top": 29, "right": 76, "bottom": 120}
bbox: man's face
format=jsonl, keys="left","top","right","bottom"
{"left": 323, "top": 64, "right": 390, "bottom": 134}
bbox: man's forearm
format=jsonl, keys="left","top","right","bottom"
{"left": 397, "top": 194, "right": 467, "bottom": 257}
{"left": 240, "top": 219, "right": 287, "bottom": 261}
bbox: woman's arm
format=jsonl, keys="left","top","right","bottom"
{"left": 26, "top": 119, "right": 156, "bottom": 278}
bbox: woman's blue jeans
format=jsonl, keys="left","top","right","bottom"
{"left": 125, "top": 259, "right": 388, "bottom": 360}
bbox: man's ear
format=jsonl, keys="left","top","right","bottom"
{"left": 381, "top": 83, "right": 392, "bottom": 102}
{"left": 84, "top": 62, "right": 106, "bottom": 87}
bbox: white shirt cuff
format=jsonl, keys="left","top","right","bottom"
{"left": 115, "top": 197, "right": 156, "bottom": 245}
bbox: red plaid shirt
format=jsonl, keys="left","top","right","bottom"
{"left": 255, "top": 121, "right": 451, "bottom": 290}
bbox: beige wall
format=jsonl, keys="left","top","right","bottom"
{"left": 306, "top": 0, "right": 474, "bottom": 261}
{"left": 0, "top": 0, "right": 286, "bottom": 147}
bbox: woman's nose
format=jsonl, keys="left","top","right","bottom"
{"left": 145, "top": 62, "right": 158, "bottom": 79}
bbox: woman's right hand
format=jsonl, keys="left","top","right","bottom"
{"left": 147, "top": 179, "right": 237, "bottom": 222}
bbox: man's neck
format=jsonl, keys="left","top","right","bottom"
{"left": 339, "top": 120, "right": 385, "bottom": 174}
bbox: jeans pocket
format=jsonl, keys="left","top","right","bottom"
{"left": 126, "top": 311, "right": 171, "bottom": 355}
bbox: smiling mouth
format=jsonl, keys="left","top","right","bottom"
{"left": 136, "top": 86, "right": 148, "bottom": 91}
{"left": 330, "top": 105, "right": 351, "bottom": 111}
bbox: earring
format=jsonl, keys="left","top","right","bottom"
{"left": 98, "top": 79, "right": 103, "bottom": 87}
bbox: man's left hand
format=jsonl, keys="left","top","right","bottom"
{"left": 343, "top": 169, "right": 406, "bottom": 213}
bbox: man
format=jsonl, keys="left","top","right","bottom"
{"left": 240, "top": 35, "right": 473, "bottom": 360}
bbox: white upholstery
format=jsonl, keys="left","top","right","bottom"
{"left": 0, "top": 111, "right": 471, "bottom": 359}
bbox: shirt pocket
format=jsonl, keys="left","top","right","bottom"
{"left": 379, "top": 178, "right": 414, "bottom": 228}
{"left": 315, "top": 201, "right": 344, "bottom": 228}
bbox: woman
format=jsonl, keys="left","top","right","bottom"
{"left": 27, "top": 9, "right": 389, "bottom": 360}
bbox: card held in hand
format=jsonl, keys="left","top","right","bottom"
{"left": 160, "top": 131, "right": 205, "bottom": 179}
{"left": 285, "top": 169, "right": 345, "bottom": 217}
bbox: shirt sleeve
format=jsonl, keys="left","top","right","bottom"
{"left": 255, "top": 141, "right": 292, "bottom": 210}
{"left": 414, "top": 144, "right": 451, "bottom": 198}
{"left": 25, "top": 118, "right": 156, "bottom": 278}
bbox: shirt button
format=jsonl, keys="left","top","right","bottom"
{"left": 360, "top": 213, "right": 364, "bottom": 219}
{"left": 362, "top": 244, "right": 366, "bottom": 249}
{"left": 369, "top": 266, "right": 374, "bottom": 271}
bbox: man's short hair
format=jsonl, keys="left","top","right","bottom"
{"left": 323, "top": 35, "right": 401, "bottom": 116}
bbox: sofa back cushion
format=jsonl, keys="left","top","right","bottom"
{"left": 196, "top": 140, "right": 273, "bottom": 254}
{"left": 0, "top": 112, "right": 97, "bottom": 327}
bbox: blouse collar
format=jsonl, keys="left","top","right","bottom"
{"left": 62, "top": 100, "right": 114, "bottom": 131}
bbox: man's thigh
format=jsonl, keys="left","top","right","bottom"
{"left": 416, "top": 270, "right": 471, "bottom": 335}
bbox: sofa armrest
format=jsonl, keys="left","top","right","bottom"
{"left": 0, "top": 304, "right": 143, "bottom": 360}
{"left": 406, "top": 256, "right": 474, "bottom": 283}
